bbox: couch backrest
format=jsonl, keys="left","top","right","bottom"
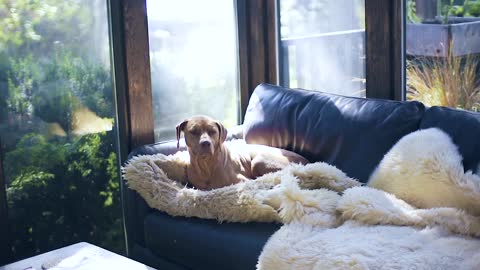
{"left": 420, "top": 106, "right": 480, "bottom": 174}
{"left": 243, "top": 83, "right": 426, "bottom": 183}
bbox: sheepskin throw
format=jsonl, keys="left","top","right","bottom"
{"left": 369, "top": 128, "right": 480, "bottom": 216}
{"left": 258, "top": 128, "right": 480, "bottom": 270}
{"left": 258, "top": 185, "right": 480, "bottom": 270}
{"left": 123, "top": 142, "right": 361, "bottom": 223}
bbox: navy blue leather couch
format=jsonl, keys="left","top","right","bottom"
{"left": 124, "top": 83, "right": 480, "bottom": 270}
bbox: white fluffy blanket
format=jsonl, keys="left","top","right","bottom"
{"left": 123, "top": 129, "right": 480, "bottom": 269}
{"left": 258, "top": 181, "right": 480, "bottom": 270}
{"left": 258, "top": 128, "right": 480, "bottom": 270}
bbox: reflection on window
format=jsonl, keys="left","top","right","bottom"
{"left": 406, "top": 0, "right": 480, "bottom": 112}
{"left": 0, "top": 0, "right": 124, "bottom": 261}
{"left": 278, "top": 0, "right": 366, "bottom": 97}
{"left": 147, "top": 0, "right": 240, "bottom": 142}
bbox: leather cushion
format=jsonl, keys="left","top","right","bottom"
{"left": 243, "top": 83, "right": 426, "bottom": 182}
{"left": 420, "top": 106, "right": 480, "bottom": 173}
{"left": 143, "top": 212, "right": 280, "bottom": 270}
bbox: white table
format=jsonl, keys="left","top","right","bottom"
{"left": 0, "top": 242, "right": 155, "bottom": 270}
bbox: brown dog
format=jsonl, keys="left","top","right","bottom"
{"left": 176, "top": 115, "right": 309, "bottom": 190}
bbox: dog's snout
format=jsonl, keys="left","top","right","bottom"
{"left": 200, "top": 140, "right": 211, "bottom": 148}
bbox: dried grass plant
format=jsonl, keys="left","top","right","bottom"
{"left": 407, "top": 53, "right": 480, "bottom": 112}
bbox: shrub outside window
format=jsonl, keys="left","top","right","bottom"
{"left": 0, "top": 0, "right": 125, "bottom": 261}
{"left": 406, "top": 0, "right": 480, "bottom": 112}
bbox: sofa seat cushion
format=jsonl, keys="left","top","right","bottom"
{"left": 243, "top": 83, "right": 426, "bottom": 182}
{"left": 143, "top": 212, "right": 280, "bottom": 270}
{"left": 420, "top": 106, "right": 480, "bottom": 173}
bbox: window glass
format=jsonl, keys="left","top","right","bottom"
{"left": 147, "top": 0, "right": 240, "bottom": 142}
{"left": 278, "top": 0, "right": 366, "bottom": 97}
{"left": 0, "top": 0, "right": 124, "bottom": 261}
{"left": 406, "top": 0, "right": 480, "bottom": 111}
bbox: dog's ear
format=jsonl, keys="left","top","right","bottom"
{"left": 176, "top": 120, "right": 188, "bottom": 149}
{"left": 215, "top": 121, "right": 227, "bottom": 144}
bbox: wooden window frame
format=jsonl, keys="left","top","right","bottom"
{"left": 0, "top": 0, "right": 405, "bottom": 261}
{"left": 237, "top": 0, "right": 278, "bottom": 120}
{"left": 365, "top": 0, "right": 405, "bottom": 100}
{"left": 110, "top": 0, "right": 154, "bottom": 256}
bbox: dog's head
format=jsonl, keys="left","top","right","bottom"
{"left": 176, "top": 115, "right": 227, "bottom": 157}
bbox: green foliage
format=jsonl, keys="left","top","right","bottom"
{"left": 0, "top": 0, "right": 125, "bottom": 261}
{"left": 30, "top": 50, "right": 113, "bottom": 133}
{"left": 442, "top": 0, "right": 456, "bottom": 23}
{"left": 5, "top": 55, "right": 40, "bottom": 116}
{"left": 6, "top": 132, "right": 123, "bottom": 258}
{"left": 440, "top": 0, "right": 480, "bottom": 18}
{"left": 407, "top": 0, "right": 421, "bottom": 23}
{"left": 4, "top": 133, "right": 66, "bottom": 179}
{"left": 464, "top": 0, "right": 480, "bottom": 16}
{"left": 0, "top": 0, "right": 92, "bottom": 56}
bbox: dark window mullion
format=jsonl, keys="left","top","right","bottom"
{"left": 115, "top": 0, "right": 154, "bottom": 257}
{"left": 237, "top": 0, "right": 278, "bottom": 120}
{"left": 393, "top": 0, "right": 406, "bottom": 101}
{"left": 107, "top": 0, "right": 131, "bottom": 257}
{"left": 365, "top": 0, "right": 404, "bottom": 100}
{"left": 236, "top": 0, "right": 251, "bottom": 120}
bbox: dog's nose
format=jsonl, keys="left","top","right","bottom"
{"left": 200, "top": 140, "right": 211, "bottom": 148}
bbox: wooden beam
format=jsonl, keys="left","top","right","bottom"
{"left": 365, "top": 0, "right": 392, "bottom": 99}
{"left": 123, "top": 0, "right": 154, "bottom": 148}
{"left": 248, "top": 0, "right": 268, "bottom": 92}
{"left": 112, "top": 0, "right": 154, "bottom": 257}
{"left": 238, "top": 0, "right": 278, "bottom": 115}
{"left": 266, "top": 0, "right": 278, "bottom": 84}
{"left": 236, "top": 0, "right": 251, "bottom": 120}
{"left": 365, "top": 0, "right": 404, "bottom": 100}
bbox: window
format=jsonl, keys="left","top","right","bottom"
{"left": 278, "top": 0, "right": 366, "bottom": 97}
{"left": 0, "top": 0, "right": 124, "bottom": 261}
{"left": 147, "top": 0, "right": 240, "bottom": 142}
{"left": 406, "top": 0, "right": 480, "bottom": 111}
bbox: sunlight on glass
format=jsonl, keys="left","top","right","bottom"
{"left": 147, "top": 0, "right": 240, "bottom": 142}
{"left": 279, "top": 0, "right": 366, "bottom": 97}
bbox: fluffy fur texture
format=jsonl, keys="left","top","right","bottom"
{"left": 258, "top": 184, "right": 480, "bottom": 270}
{"left": 258, "top": 222, "right": 480, "bottom": 270}
{"left": 258, "top": 128, "right": 480, "bottom": 270}
{"left": 123, "top": 150, "right": 359, "bottom": 223}
{"left": 368, "top": 128, "right": 480, "bottom": 216}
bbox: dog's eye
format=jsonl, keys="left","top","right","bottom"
{"left": 207, "top": 128, "right": 217, "bottom": 135}
{"left": 189, "top": 129, "right": 200, "bottom": 135}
